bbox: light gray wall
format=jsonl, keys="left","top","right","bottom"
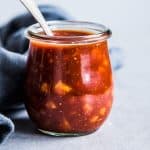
{"left": 0, "top": 1, "right": 150, "bottom": 150}
{"left": 0, "top": 0, "right": 149, "bottom": 71}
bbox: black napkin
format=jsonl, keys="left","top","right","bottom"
{"left": 0, "top": 4, "right": 123, "bottom": 144}
{"left": 0, "top": 4, "right": 71, "bottom": 144}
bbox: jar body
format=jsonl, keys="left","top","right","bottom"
{"left": 25, "top": 22, "right": 113, "bottom": 136}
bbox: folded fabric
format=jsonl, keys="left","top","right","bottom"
{"left": 0, "top": 48, "right": 26, "bottom": 112}
{"left": 0, "top": 114, "right": 14, "bottom": 144}
{"left": 0, "top": 4, "right": 123, "bottom": 144}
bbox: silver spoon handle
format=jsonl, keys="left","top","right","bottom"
{"left": 20, "top": 0, "right": 52, "bottom": 36}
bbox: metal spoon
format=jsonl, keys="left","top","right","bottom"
{"left": 20, "top": 0, "right": 53, "bottom": 36}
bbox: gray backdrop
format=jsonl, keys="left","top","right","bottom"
{"left": 0, "top": 0, "right": 150, "bottom": 150}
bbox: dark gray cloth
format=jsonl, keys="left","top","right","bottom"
{"left": 0, "top": 114, "right": 14, "bottom": 144}
{"left": 0, "top": 48, "right": 26, "bottom": 111}
{"left": 0, "top": 4, "right": 123, "bottom": 144}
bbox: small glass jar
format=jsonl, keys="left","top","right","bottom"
{"left": 25, "top": 21, "right": 113, "bottom": 136}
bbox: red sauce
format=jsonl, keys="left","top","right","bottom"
{"left": 25, "top": 30, "right": 113, "bottom": 134}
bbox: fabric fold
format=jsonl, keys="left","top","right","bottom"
{"left": 0, "top": 114, "right": 14, "bottom": 144}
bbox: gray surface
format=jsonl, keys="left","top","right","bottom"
{"left": 0, "top": 0, "right": 150, "bottom": 150}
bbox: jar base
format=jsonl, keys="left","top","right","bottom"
{"left": 38, "top": 129, "right": 97, "bottom": 137}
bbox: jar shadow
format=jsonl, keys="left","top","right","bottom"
{"left": 12, "top": 117, "right": 81, "bottom": 138}
{"left": 4, "top": 110, "right": 89, "bottom": 138}
{"left": 12, "top": 117, "right": 38, "bottom": 135}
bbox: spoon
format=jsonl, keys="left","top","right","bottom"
{"left": 20, "top": 0, "right": 53, "bottom": 36}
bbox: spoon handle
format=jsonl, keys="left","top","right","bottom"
{"left": 20, "top": 0, "right": 52, "bottom": 36}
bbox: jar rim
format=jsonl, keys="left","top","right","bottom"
{"left": 26, "top": 21, "right": 112, "bottom": 44}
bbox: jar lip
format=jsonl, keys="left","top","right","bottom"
{"left": 26, "top": 20, "right": 112, "bottom": 43}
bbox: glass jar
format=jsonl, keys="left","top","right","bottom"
{"left": 25, "top": 21, "right": 113, "bottom": 136}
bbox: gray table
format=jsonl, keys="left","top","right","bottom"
{"left": 1, "top": 0, "right": 150, "bottom": 149}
